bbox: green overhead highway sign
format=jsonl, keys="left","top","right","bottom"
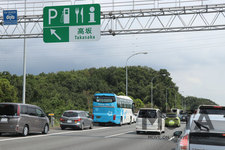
{"left": 43, "top": 4, "right": 101, "bottom": 43}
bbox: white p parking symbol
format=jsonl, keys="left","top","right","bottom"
{"left": 49, "top": 9, "right": 57, "bottom": 25}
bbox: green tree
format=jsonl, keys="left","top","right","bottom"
{"left": 0, "top": 78, "right": 18, "bottom": 102}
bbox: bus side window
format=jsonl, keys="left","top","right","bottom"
{"left": 132, "top": 103, "right": 135, "bottom": 113}
{"left": 117, "top": 98, "right": 121, "bottom": 108}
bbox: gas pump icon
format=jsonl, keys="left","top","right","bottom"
{"left": 63, "top": 8, "right": 70, "bottom": 24}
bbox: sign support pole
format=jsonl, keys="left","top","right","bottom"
{"left": 22, "top": 0, "right": 27, "bottom": 104}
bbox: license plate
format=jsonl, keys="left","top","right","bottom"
{"left": 0, "top": 118, "right": 8, "bottom": 123}
{"left": 67, "top": 120, "right": 72, "bottom": 123}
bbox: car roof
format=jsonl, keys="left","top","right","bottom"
{"left": 198, "top": 105, "right": 225, "bottom": 109}
{"left": 63, "top": 110, "right": 85, "bottom": 113}
{"left": 139, "top": 108, "right": 160, "bottom": 111}
{"left": 166, "top": 113, "right": 177, "bottom": 115}
{"left": 0, "top": 102, "right": 41, "bottom": 108}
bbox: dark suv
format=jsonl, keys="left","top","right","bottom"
{"left": 0, "top": 103, "right": 49, "bottom": 136}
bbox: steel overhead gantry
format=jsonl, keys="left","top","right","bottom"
{"left": 1, "top": 3, "right": 225, "bottom": 39}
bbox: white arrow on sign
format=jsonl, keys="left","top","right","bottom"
{"left": 50, "top": 29, "right": 61, "bottom": 40}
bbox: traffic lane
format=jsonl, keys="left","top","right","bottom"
{"left": 0, "top": 123, "right": 185, "bottom": 150}
{"left": 52, "top": 124, "right": 185, "bottom": 150}
{"left": 0, "top": 124, "right": 135, "bottom": 150}
{"left": 0, "top": 125, "right": 110, "bottom": 140}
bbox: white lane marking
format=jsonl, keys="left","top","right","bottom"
{"left": 0, "top": 127, "right": 112, "bottom": 142}
{"left": 169, "top": 136, "right": 175, "bottom": 141}
{"left": 104, "top": 131, "right": 133, "bottom": 138}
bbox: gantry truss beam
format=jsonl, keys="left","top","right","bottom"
{"left": 1, "top": 4, "right": 225, "bottom": 39}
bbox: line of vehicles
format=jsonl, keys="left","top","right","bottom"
{"left": 0, "top": 93, "right": 182, "bottom": 136}
{"left": 1, "top": 93, "right": 225, "bottom": 150}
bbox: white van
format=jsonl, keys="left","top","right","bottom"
{"left": 136, "top": 108, "right": 165, "bottom": 134}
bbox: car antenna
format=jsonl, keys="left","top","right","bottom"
{"left": 194, "top": 120, "right": 210, "bottom": 131}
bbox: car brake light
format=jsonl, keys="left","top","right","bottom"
{"left": 180, "top": 134, "right": 189, "bottom": 150}
{"left": 17, "top": 105, "right": 20, "bottom": 116}
{"left": 213, "top": 106, "right": 222, "bottom": 109}
{"left": 75, "top": 118, "right": 82, "bottom": 122}
{"left": 113, "top": 115, "right": 116, "bottom": 120}
{"left": 222, "top": 134, "right": 225, "bottom": 137}
{"left": 60, "top": 118, "right": 64, "bottom": 122}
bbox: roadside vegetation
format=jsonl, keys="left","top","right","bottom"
{"left": 0, "top": 66, "right": 216, "bottom": 117}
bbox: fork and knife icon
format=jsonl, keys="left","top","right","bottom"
{"left": 75, "top": 8, "right": 83, "bottom": 23}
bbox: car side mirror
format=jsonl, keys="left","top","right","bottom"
{"left": 173, "top": 131, "right": 182, "bottom": 138}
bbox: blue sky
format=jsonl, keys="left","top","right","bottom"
{"left": 1, "top": 30, "right": 225, "bottom": 106}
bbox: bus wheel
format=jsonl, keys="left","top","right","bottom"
{"left": 129, "top": 117, "right": 132, "bottom": 125}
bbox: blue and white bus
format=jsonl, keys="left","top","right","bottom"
{"left": 92, "top": 93, "right": 136, "bottom": 125}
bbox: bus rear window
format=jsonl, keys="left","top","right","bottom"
{"left": 94, "top": 96, "right": 115, "bottom": 103}
{"left": 138, "top": 110, "right": 157, "bottom": 118}
{"left": 0, "top": 104, "right": 18, "bottom": 116}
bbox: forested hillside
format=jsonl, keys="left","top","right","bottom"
{"left": 0, "top": 66, "right": 216, "bottom": 116}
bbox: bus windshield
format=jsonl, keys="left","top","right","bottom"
{"left": 94, "top": 96, "right": 116, "bottom": 103}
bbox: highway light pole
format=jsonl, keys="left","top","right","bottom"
{"left": 22, "top": 0, "right": 27, "bottom": 104}
{"left": 126, "top": 52, "right": 148, "bottom": 96}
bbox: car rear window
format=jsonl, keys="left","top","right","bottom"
{"left": 190, "top": 132, "right": 225, "bottom": 146}
{"left": 138, "top": 110, "right": 157, "bottom": 118}
{"left": 0, "top": 104, "right": 18, "bottom": 116}
{"left": 199, "top": 106, "right": 225, "bottom": 115}
{"left": 166, "top": 114, "right": 177, "bottom": 118}
{"left": 63, "top": 112, "right": 78, "bottom": 117}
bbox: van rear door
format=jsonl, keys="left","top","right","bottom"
{"left": 137, "top": 109, "right": 159, "bottom": 130}
{"left": 0, "top": 104, "right": 19, "bottom": 133}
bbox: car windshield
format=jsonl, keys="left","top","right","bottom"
{"left": 0, "top": 104, "right": 18, "bottom": 116}
{"left": 94, "top": 96, "right": 115, "bottom": 103}
{"left": 167, "top": 114, "right": 177, "bottom": 118}
{"left": 138, "top": 110, "right": 157, "bottom": 118}
{"left": 63, "top": 112, "right": 78, "bottom": 117}
{"left": 199, "top": 107, "right": 225, "bottom": 115}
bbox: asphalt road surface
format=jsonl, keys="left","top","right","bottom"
{"left": 0, "top": 123, "right": 185, "bottom": 150}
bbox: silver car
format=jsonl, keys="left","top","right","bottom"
{"left": 0, "top": 103, "right": 49, "bottom": 136}
{"left": 60, "top": 110, "right": 93, "bottom": 130}
{"left": 174, "top": 113, "right": 225, "bottom": 150}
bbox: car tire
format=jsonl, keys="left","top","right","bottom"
{"left": 89, "top": 123, "right": 93, "bottom": 129}
{"left": 42, "top": 124, "right": 49, "bottom": 134}
{"left": 22, "top": 125, "right": 29, "bottom": 136}
{"left": 80, "top": 123, "right": 84, "bottom": 130}
{"left": 136, "top": 131, "right": 140, "bottom": 134}
{"left": 61, "top": 126, "right": 65, "bottom": 130}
